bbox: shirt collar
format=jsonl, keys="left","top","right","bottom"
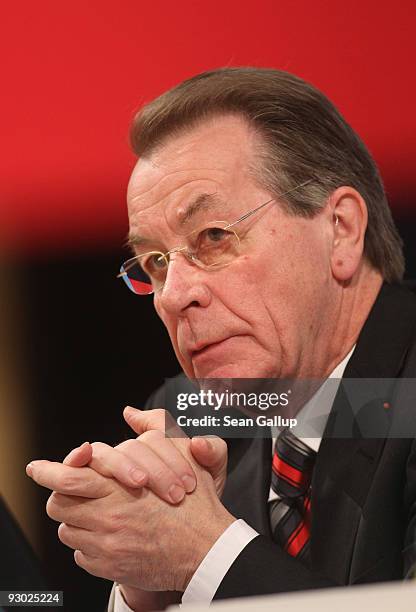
{"left": 272, "top": 345, "right": 356, "bottom": 452}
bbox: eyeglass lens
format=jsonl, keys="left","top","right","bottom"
{"left": 120, "top": 224, "right": 240, "bottom": 295}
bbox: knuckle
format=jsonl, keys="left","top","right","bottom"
{"left": 152, "top": 408, "right": 167, "bottom": 419}
{"left": 74, "top": 550, "right": 87, "bottom": 573}
{"left": 149, "top": 464, "right": 172, "bottom": 486}
{"left": 90, "top": 441, "right": 108, "bottom": 454}
{"left": 83, "top": 476, "right": 102, "bottom": 496}
{"left": 57, "top": 522, "right": 69, "bottom": 543}
{"left": 150, "top": 409, "right": 168, "bottom": 428}
{"left": 106, "top": 511, "right": 126, "bottom": 533}
{"left": 117, "top": 439, "right": 140, "bottom": 453}
{"left": 60, "top": 473, "right": 80, "bottom": 493}
{"left": 74, "top": 550, "right": 84, "bottom": 568}
{"left": 46, "top": 492, "right": 59, "bottom": 519}
{"left": 139, "top": 429, "right": 164, "bottom": 444}
{"left": 90, "top": 442, "right": 115, "bottom": 469}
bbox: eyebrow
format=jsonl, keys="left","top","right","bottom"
{"left": 126, "top": 192, "right": 225, "bottom": 251}
{"left": 124, "top": 234, "right": 155, "bottom": 251}
{"left": 180, "top": 192, "right": 223, "bottom": 224}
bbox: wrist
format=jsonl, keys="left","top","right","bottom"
{"left": 118, "top": 585, "right": 181, "bottom": 611}
{"left": 118, "top": 585, "right": 161, "bottom": 611}
{"left": 183, "top": 509, "right": 236, "bottom": 591}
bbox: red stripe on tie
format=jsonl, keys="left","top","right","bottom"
{"left": 286, "top": 520, "right": 310, "bottom": 557}
{"left": 272, "top": 454, "right": 308, "bottom": 488}
{"left": 272, "top": 466, "right": 300, "bottom": 488}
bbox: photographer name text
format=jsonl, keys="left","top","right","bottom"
{"left": 176, "top": 415, "right": 297, "bottom": 428}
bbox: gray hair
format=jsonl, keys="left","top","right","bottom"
{"left": 130, "top": 67, "right": 404, "bottom": 282}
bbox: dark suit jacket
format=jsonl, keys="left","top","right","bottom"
{"left": 148, "top": 282, "right": 416, "bottom": 600}
{"left": 0, "top": 495, "right": 47, "bottom": 591}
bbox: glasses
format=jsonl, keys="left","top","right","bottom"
{"left": 118, "top": 179, "right": 313, "bottom": 295}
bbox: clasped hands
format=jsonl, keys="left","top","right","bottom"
{"left": 26, "top": 407, "right": 234, "bottom": 598}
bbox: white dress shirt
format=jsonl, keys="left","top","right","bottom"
{"left": 114, "top": 348, "right": 355, "bottom": 610}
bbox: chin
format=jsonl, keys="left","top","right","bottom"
{"left": 193, "top": 362, "right": 274, "bottom": 380}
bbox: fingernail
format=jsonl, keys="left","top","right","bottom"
{"left": 181, "top": 474, "right": 196, "bottom": 493}
{"left": 77, "top": 442, "right": 90, "bottom": 451}
{"left": 194, "top": 437, "right": 210, "bottom": 451}
{"left": 129, "top": 468, "right": 147, "bottom": 485}
{"left": 168, "top": 484, "right": 185, "bottom": 503}
{"left": 124, "top": 406, "right": 137, "bottom": 419}
{"left": 26, "top": 462, "right": 34, "bottom": 477}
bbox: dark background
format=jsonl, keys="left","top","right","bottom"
{"left": 1, "top": 1, "right": 415, "bottom": 610}
{"left": 17, "top": 219, "right": 416, "bottom": 611}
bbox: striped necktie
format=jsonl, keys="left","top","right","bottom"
{"left": 269, "top": 428, "right": 316, "bottom": 562}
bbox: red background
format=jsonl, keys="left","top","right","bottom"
{"left": 1, "top": 1, "right": 415, "bottom": 254}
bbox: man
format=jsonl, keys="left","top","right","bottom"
{"left": 26, "top": 67, "right": 416, "bottom": 611}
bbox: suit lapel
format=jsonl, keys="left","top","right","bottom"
{"left": 311, "top": 283, "right": 416, "bottom": 583}
{"left": 311, "top": 428, "right": 386, "bottom": 582}
{"left": 222, "top": 433, "right": 272, "bottom": 536}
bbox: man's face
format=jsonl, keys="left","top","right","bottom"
{"left": 127, "top": 115, "right": 335, "bottom": 380}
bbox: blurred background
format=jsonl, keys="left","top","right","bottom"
{"left": 0, "top": 1, "right": 415, "bottom": 609}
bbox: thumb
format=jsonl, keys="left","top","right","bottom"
{"left": 190, "top": 436, "right": 227, "bottom": 490}
{"left": 63, "top": 442, "right": 92, "bottom": 467}
{"left": 124, "top": 406, "right": 181, "bottom": 437}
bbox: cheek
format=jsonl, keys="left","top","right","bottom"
{"left": 241, "top": 240, "right": 315, "bottom": 334}
{"left": 216, "top": 260, "right": 263, "bottom": 320}
{"left": 260, "top": 236, "right": 331, "bottom": 344}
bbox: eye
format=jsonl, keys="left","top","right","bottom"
{"left": 193, "top": 226, "right": 239, "bottom": 267}
{"left": 151, "top": 254, "right": 167, "bottom": 268}
{"left": 196, "top": 226, "right": 235, "bottom": 252}
{"left": 203, "top": 227, "right": 229, "bottom": 242}
{"left": 142, "top": 253, "right": 167, "bottom": 275}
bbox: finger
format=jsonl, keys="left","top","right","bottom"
{"left": 190, "top": 436, "right": 228, "bottom": 480}
{"left": 46, "top": 492, "right": 101, "bottom": 529}
{"left": 115, "top": 438, "right": 187, "bottom": 503}
{"left": 88, "top": 442, "right": 148, "bottom": 488}
{"left": 58, "top": 523, "right": 104, "bottom": 557}
{"left": 63, "top": 442, "right": 93, "bottom": 467}
{"left": 123, "top": 407, "right": 184, "bottom": 438}
{"left": 119, "top": 431, "right": 196, "bottom": 493}
{"left": 26, "top": 460, "right": 112, "bottom": 498}
{"left": 123, "top": 406, "right": 165, "bottom": 434}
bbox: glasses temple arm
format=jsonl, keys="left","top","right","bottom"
{"left": 224, "top": 179, "right": 314, "bottom": 230}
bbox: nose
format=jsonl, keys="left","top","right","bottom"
{"left": 156, "top": 252, "right": 211, "bottom": 315}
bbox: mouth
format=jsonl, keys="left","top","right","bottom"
{"left": 190, "top": 337, "right": 235, "bottom": 360}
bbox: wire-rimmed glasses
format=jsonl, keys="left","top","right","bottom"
{"left": 118, "top": 179, "right": 313, "bottom": 295}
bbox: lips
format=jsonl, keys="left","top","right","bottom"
{"left": 192, "top": 340, "right": 223, "bottom": 357}
{"left": 179, "top": 329, "right": 247, "bottom": 367}
{"left": 190, "top": 337, "right": 235, "bottom": 360}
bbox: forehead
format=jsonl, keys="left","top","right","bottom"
{"left": 126, "top": 115, "right": 262, "bottom": 236}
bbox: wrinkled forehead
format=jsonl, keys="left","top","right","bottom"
{"left": 127, "top": 158, "right": 240, "bottom": 239}
{"left": 126, "top": 115, "right": 260, "bottom": 239}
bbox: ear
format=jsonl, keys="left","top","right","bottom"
{"left": 329, "top": 187, "right": 368, "bottom": 282}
